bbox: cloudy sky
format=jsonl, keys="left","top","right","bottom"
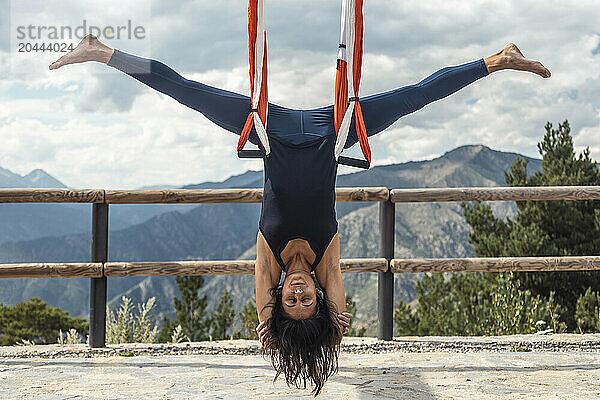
{"left": 1, "top": 0, "right": 599, "bottom": 189}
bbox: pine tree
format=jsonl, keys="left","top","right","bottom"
{"left": 575, "top": 288, "right": 600, "bottom": 333}
{"left": 235, "top": 297, "right": 259, "bottom": 339}
{"left": 462, "top": 120, "right": 600, "bottom": 330}
{"left": 345, "top": 293, "right": 366, "bottom": 337}
{"left": 0, "top": 298, "right": 88, "bottom": 345}
{"left": 211, "top": 289, "right": 235, "bottom": 340}
{"left": 157, "top": 315, "right": 177, "bottom": 343}
{"left": 173, "top": 276, "right": 210, "bottom": 341}
{"left": 393, "top": 298, "right": 418, "bottom": 335}
{"left": 393, "top": 120, "right": 593, "bottom": 335}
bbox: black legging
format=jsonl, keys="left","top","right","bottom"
{"left": 107, "top": 48, "right": 489, "bottom": 148}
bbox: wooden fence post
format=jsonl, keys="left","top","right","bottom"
{"left": 377, "top": 197, "right": 395, "bottom": 340}
{"left": 89, "top": 203, "right": 108, "bottom": 348}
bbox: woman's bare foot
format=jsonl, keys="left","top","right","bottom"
{"left": 484, "top": 43, "right": 551, "bottom": 78}
{"left": 49, "top": 34, "right": 114, "bottom": 70}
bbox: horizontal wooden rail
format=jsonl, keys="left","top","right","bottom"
{"left": 105, "top": 189, "right": 261, "bottom": 204}
{"left": 0, "top": 187, "right": 389, "bottom": 204}
{"left": 7, "top": 256, "right": 600, "bottom": 277}
{"left": 105, "top": 258, "right": 389, "bottom": 277}
{"left": 105, "top": 187, "right": 389, "bottom": 204}
{"left": 0, "top": 263, "right": 103, "bottom": 278}
{"left": 337, "top": 187, "right": 389, "bottom": 202}
{"left": 390, "top": 186, "right": 600, "bottom": 203}
{"left": 391, "top": 256, "right": 600, "bottom": 273}
{"left": 0, "top": 189, "right": 104, "bottom": 203}
{"left": 0, "top": 259, "right": 387, "bottom": 278}
{"left": 6, "top": 186, "right": 600, "bottom": 204}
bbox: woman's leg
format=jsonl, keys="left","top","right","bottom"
{"left": 350, "top": 43, "right": 550, "bottom": 144}
{"left": 49, "top": 34, "right": 251, "bottom": 136}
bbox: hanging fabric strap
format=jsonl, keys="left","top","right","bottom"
{"left": 237, "top": 0, "right": 271, "bottom": 155}
{"left": 334, "top": 0, "right": 371, "bottom": 163}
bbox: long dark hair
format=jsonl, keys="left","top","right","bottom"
{"left": 261, "top": 279, "right": 342, "bottom": 396}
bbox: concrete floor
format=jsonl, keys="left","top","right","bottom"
{"left": 1, "top": 336, "right": 600, "bottom": 399}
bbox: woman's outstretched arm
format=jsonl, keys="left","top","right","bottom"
{"left": 255, "top": 232, "right": 282, "bottom": 322}
{"left": 49, "top": 34, "right": 251, "bottom": 137}
{"left": 314, "top": 233, "right": 352, "bottom": 340}
{"left": 342, "top": 43, "right": 551, "bottom": 148}
{"left": 255, "top": 231, "right": 282, "bottom": 347}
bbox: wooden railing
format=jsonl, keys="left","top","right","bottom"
{"left": 0, "top": 259, "right": 388, "bottom": 279}
{"left": 2, "top": 185, "right": 600, "bottom": 346}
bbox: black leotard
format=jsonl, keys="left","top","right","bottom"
{"left": 258, "top": 134, "right": 338, "bottom": 272}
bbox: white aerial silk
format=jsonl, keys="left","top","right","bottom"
{"left": 238, "top": 0, "right": 270, "bottom": 155}
{"left": 334, "top": 0, "right": 357, "bottom": 160}
{"left": 251, "top": 0, "right": 270, "bottom": 155}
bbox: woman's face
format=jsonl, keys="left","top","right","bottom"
{"left": 281, "top": 271, "right": 317, "bottom": 320}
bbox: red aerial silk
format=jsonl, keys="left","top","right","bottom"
{"left": 237, "top": 0, "right": 269, "bottom": 154}
{"left": 334, "top": 0, "right": 371, "bottom": 163}
{"left": 334, "top": 60, "right": 348, "bottom": 134}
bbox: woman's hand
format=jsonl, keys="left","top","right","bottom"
{"left": 338, "top": 311, "right": 352, "bottom": 335}
{"left": 255, "top": 320, "right": 268, "bottom": 346}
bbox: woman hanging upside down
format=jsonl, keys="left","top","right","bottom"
{"left": 49, "top": 34, "right": 550, "bottom": 395}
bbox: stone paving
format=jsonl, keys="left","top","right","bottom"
{"left": 1, "top": 335, "right": 600, "bottom": 399}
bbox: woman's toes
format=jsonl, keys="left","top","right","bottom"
{"left": 534, "top": 61, "right": 551, "bottom": 78}
{"left": 539, "top": 63, "right": 551, "bottom": 78}
{"left": 49, "top": 58, "right": 64, "bottom": 70}
{"left": 543, "top": 67, "right": 551, "bottom": 78}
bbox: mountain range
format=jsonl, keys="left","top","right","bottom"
{"left": 0, "top": 145, "right": 542, "bottom": 334}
